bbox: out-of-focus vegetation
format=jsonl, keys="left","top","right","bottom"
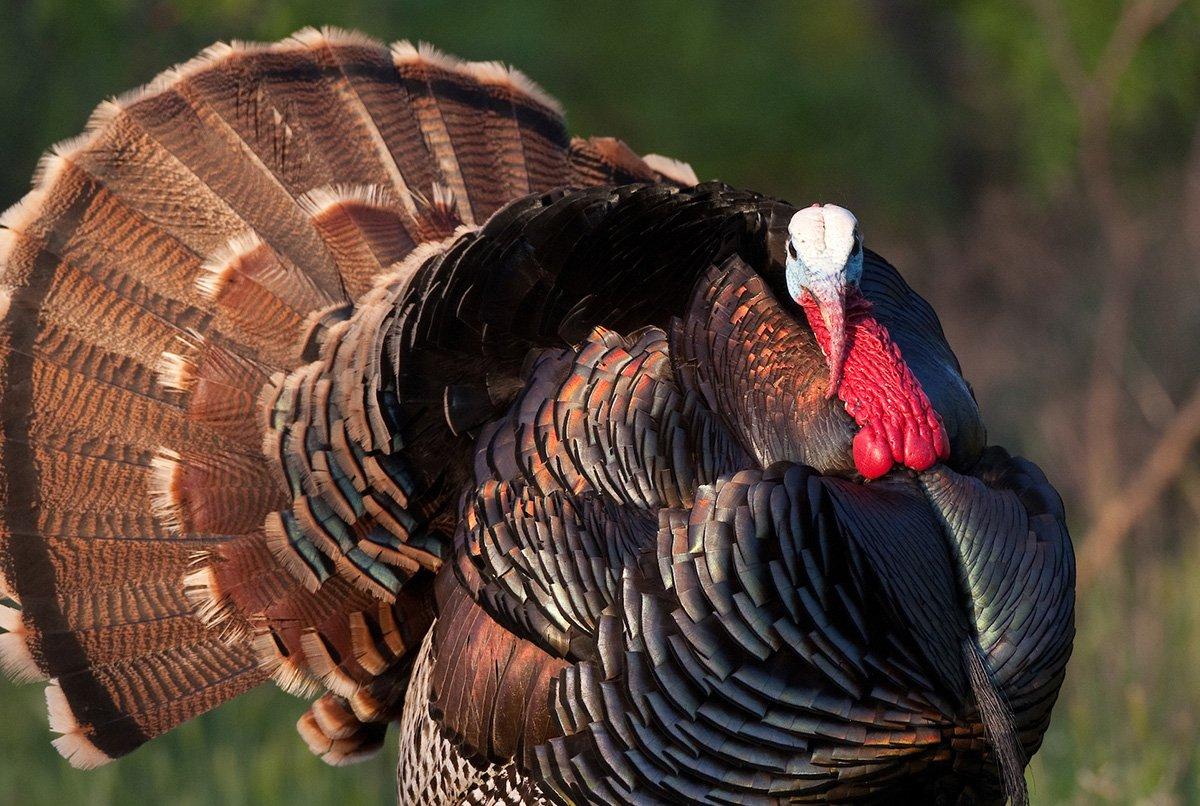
{"left": 0, "top": 1, "right": 1198, "bottom": 803}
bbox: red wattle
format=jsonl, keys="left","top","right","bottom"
{"left": 852, "top": 425, "right": 894, "bottom": 480}
{"left": 800, "top": 290, "right": 950, "bottom": 480}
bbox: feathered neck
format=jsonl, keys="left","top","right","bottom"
{"left": 671, "top": 257, "right": 859, "bottom": 475}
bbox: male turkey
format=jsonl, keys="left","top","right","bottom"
{"left": 0, "top": 28, "right": 1073, "bottom": 805}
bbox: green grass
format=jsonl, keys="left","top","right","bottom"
{"left": 1025, "top": 534, "right": 1200, "bottom": 805}
{"left": 0, "top": 684, "right": 399, "bottom": 806}
{"left": 3, "top": 535, "right": 1196, "bottom": 805}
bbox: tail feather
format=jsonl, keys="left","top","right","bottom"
{"left": 117, "top": 82, "right": 346, "bottom": 294}
{"left": 0, "top": 229, "right": 205, "bottom": 366}
{"left": 24, "top": 605, "right": 202, "bottom": 672}
{"left": 45, "top": 680, "right": 117, "bottom": 769}
{"left": 398, "top": 49, "right": 518, "bottom": 221}
{"left": 47, "top": 638, "right": 263, "bottom": 764}
{"left": 641, "top": 153, "right": 700, "bottom": 187}
{"left": 8, "top": 350, "right": 204, "bottom": 454}
{"left": 390, "top": 42, "right": 478, "bottom": 226}
{"left": 467, "top": 63, "right": 535, "bottom": 200}
{"left": 3, "top": 536, "right": 204, "bottom": 596}
{"left": 2, "top": 162, "right": 209, "bottom": 322}
{"left": 291, "top": 31, "right": 427, "bottom": 205}
{"left": 313, "top": 39, "right": 440, "bottom": 219}
{"left": 565, "top": 137, "right": 698, "bottom": 190}
{"left": 72, "top": 102, "right": 300, "bottom": 290}
{"left": 299, "top": 185, "right": 418, "bottom": 297}
{"left": 0, "top": 26, "right": 695, "bottom": 768}
{"left": 148, "top": 447, "right": 286, "bottom": 535}
{"left": 248, "top": 32, "right": 415, "bottom": 197}
{"left": 158, "top": 337, "right": 271, "bottom": 449}
{"left": 31, "top": 446, "right": 159, "bottom": 519}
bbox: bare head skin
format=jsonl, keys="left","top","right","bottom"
{"left": 784, "top": 204, "right": 863, "bottom": 398}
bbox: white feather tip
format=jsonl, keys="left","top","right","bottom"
{"left": 46, "top": 680, "right": 114, "bottom": 769}
{"left": 195, "top": 232, "right": 265, "bottom": 300}
{"left": 642, "top": 154, "right": 699, "bottom": 187}
{"left": 147, "top": 448, "right": 185, "bottom": 530}
{"left": 0, "top": 605, "right": 45, "bottom": 683}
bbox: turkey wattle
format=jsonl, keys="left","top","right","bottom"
{"left": 785, "top": 203, "right": 950, "bottom": 479}
{"left": 0, "top": 28, "right": 1074, "bottom": 806}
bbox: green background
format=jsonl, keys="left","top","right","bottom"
{"left": 1, "top": 1, "right": 1199, "bottom": 803}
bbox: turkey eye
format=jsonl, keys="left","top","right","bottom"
{"left": 787, "top": 241, "right": 797, "bottom": 260}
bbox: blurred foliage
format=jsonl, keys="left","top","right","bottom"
{"left": 0, "top": 0, "right": 1198, "bottom": 803}
{"left": 956, "top": 0, "right": 1200, "bottom": 196}
{"left": 2, "top": 0, "right": 1191, "bottom": 233}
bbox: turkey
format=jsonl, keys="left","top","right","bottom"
{"left": 0, "top": 28, "right": 1074, "bottom": 805}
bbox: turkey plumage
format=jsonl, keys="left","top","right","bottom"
{"left": 0, "top": 28, "right": 1073, "bottom": 805}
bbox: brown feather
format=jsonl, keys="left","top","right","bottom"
{"left": 299, "top": 185, "right": 419, "bottom": 298}
{"left": 431, "top": 560, "right": 567, "bottom": 767}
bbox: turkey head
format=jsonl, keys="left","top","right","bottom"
{"left": 785, "top": 204, "right": 950, "bottom": 479}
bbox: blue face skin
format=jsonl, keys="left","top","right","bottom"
{"left": 784, "top": 204, "right": 864, "bottom": 398}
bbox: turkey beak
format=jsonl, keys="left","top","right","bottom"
{"left": 809, "top": 282, "right": 848, "bottom": 399}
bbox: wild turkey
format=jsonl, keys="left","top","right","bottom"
{"left": 0, "top": 28, "right": 1074, "bottom": 805}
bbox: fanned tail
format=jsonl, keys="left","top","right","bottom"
{"left": 0, "top": 26, "right": 696, "bottom": 767}
{"left": 0, "top": 26, "right": 697, "bottom": 767}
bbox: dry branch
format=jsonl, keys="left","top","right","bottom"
{"left": 1079, "top": 380, "right": 1200, "bottom": 585}
{"left": 1028, "top": 0, "right": 1193, "bottom": 579}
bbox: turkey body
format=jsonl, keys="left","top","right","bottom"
{"left": 0, "top": 29, "right": 1073, "bottom": 806}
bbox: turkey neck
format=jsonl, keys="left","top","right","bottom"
{"left": 799, "top": 288, "right": 949, "bottom": 479}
